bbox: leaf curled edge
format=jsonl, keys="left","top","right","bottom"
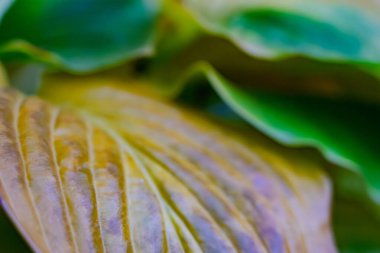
{"left": 0, "top": 80, "right": 336, "bottom": 253}
{"left": 181, "top": 0, "right": 380, "bottom": 65}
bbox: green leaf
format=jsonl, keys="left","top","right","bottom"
{"left": 186, "top": 63, "right": 380, "bottom": 202}
{"left": 331, "top": 167, "right": 380, "bottom": 253}
{"left": 333, "top": 199, "right": 380, "bottom": 253}
{"left": 0, "top": 0, "right": 161, "bottom": 72}
{"left": 0, "top": 0, "right": 13, "bottom": 22}
{"left": 181, "top": 0, "right": 380, "bottom": 65}
{"left": 151, "top": 36, "right": 380, "bottom": 104}
{"left": 5, "top": 63, "right": 45, "bottom": 94}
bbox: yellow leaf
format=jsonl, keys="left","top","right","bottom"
{"left": 0, "top": 75, "right": 336, "bottom": 253}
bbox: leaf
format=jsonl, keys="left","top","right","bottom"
{"left": 0, "top": 76, "right": 335, "bottom": 252}
{"left": 0, "top": 0, "right": 161, "bottom": 72}
{"left": 151, "top": 36, "right": 380, "bottom": 104}
{"left": 0, "top": 63, "right": 9, "bottom": 87}
{"left": 5, "top": 63, "right": 45, "bottom": 95}
{"left": 0, "top": 0, "right": 13, "bottom": 22}
{"left": 150, "top": 13, "right": 380, "bottom": 217}
{"left": 183, "top": 63, "right": 380, "bottom": 202}
{"left": 333, "top": 199, "right": 380, "bottom": 253}
{"left": 331, "top": 167, "right": 380, "bottom": 253}
{"left": 181, "top": 0, "right": 380, "bottom": 65}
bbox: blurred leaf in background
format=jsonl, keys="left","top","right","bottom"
{"left": 0, "top": 0, "right": 13, "bottom": 22}
{"left": 153, "top": 36, "right": 380, "bottom": 103}
{"left": 0, "top": 0, "right": 161, "bottom": 72}
{"left": 182, "top": 0, "right": 380, "bottom": 66}
{"left": 331, "top": 167, "right": 380, "bottom": 253}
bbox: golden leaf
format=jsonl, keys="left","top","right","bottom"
{"left": 0, "top": 76, "right": 336, "bottom": 253}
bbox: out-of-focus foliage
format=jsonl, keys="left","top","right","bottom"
{"left": 334, "top": 200, "right": 380, "bottom": 253}
{"left": 0, "top": 76, "right": 336, "bottom": 252}
{"left": 0, "top": 0, "right": 161, "bottom": 72}
{"left": 153, "top": 36, "right": 380, "bottom": 103}
{"left": 331, "top": 167, "right": 380, "bottom": 253}
{"left": 0, "top": 63, "right": 9, "bottom": 87}
{"left": 182, "top": 0, "right": 380, "bottom": 66}
{"left": 0, "top": 0, "right": 13, "bottom": 22}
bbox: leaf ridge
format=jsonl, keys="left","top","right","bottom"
{"left": 85, "top": 122, "right": 106, "bottom": 253}
{"left": 110, "top": 111, "right": 287, "bottom": 252}
{"left": 13, "top": 96, "right": 52, "bottom": 253}
{"left": 49, "top": 108, "right": 80, "bottom": 253}
{"left": 117, "top": 136, "right": 133, "bottom": 253}
{"left": 131, "top": 138, "right": 269, "bottom": 253}
{"left": 96, "top": 122, "right": 179, "bottom": 253}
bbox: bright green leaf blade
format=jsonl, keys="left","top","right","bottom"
{"left": 193, "top": 64, "right": 380, "bottom": 201}
{"left": 182, "top": 0, "right": 380, "bottom": 65}
{"left": 0, "top": 0, "right": 161, "bottom": 72}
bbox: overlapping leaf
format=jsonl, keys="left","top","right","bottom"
{"left": 151, "top": 5, "right": 380, "bottom": 250}
{"left": 0, "top": 0, "right": 161, "bottom": 72}
{"left": 152, "top": 36, "right": 380, "bottom": 103}
{"left": 0, "top": 76, "right": 335, "bottom": 252}
{"left": 181, "top": 0, "right": 380, "bottom": 66}
{"left": 149, "top": 29, "right": 380, "bottom": 204}
{"left": 172, "top": 63, "right": 380, "bottom": 202}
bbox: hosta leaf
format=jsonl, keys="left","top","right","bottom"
{"left": 0, "top": 0, "right": 161, "bottom": 72}
{"left": 186, "top": 63, "right": 380, "bottom": 201}
{"left": 181, "top": 0, "right": 380, "bottom": 65}
{"left": 0, "top": 76, "right": 336, "bottom": 252}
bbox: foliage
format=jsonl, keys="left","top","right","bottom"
{"left": 0, "top": 0, "right": 379, "bottom": 252}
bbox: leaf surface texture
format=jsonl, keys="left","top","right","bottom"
{"left": 0, "top": 79, "right": 336, "bottom": 253}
